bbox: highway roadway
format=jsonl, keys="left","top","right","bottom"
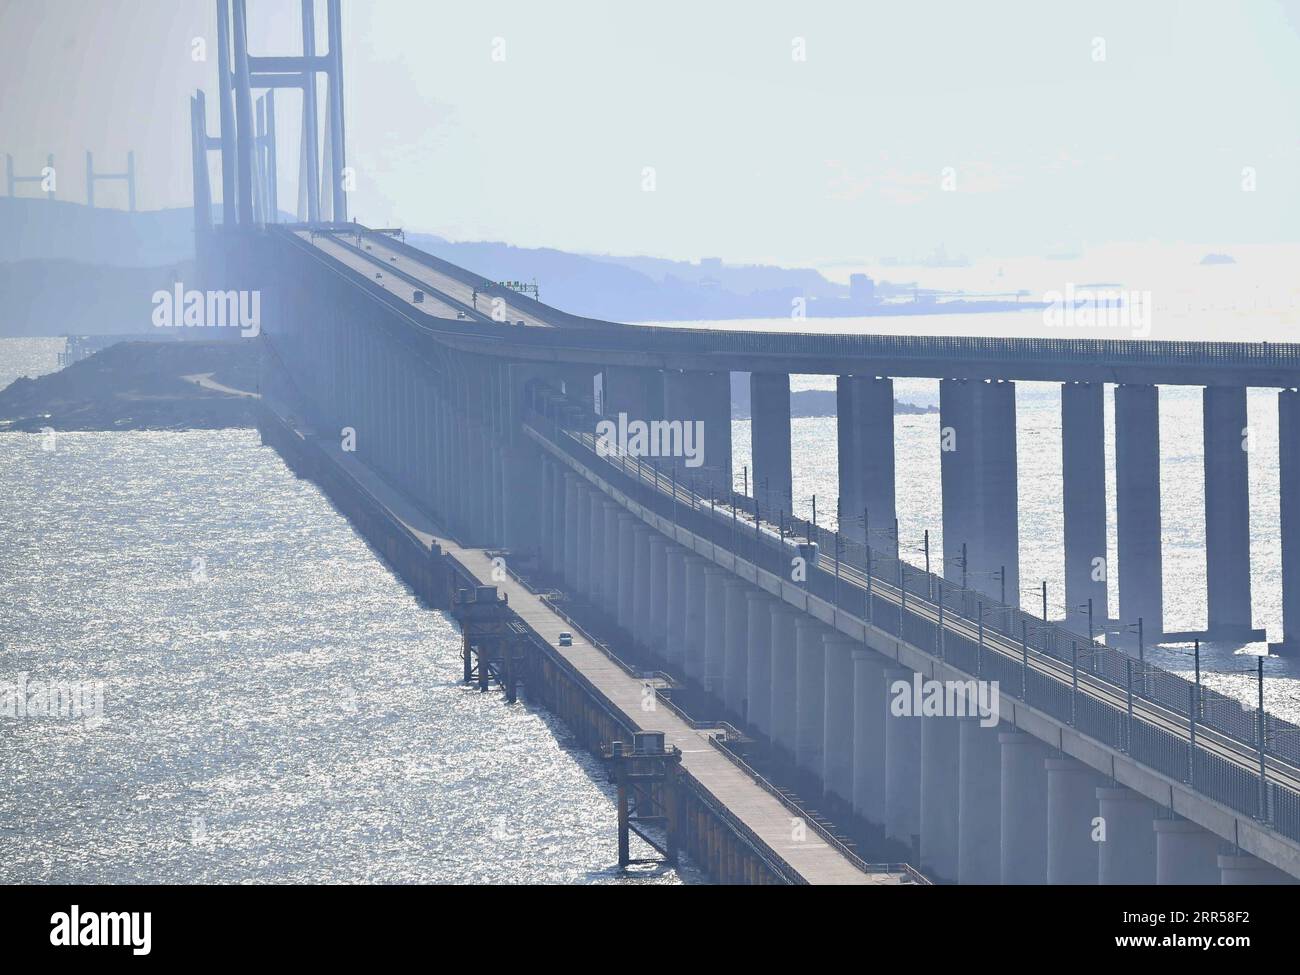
{"left": 297, "top": 228, "right": 552, "bottom": 328}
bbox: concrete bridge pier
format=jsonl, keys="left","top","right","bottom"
{"left": 647, "top": 534, "right": 669, "bottom": 659}
{"left": 852, "top": 650, "right": 888, "bottom": 826}
{"left": 586, "top": 491, "right": 607, "bottom": 608}
{"left": 703, "top": 567, "right": 729, "bottom": 696}
{"left": 683, "top": 556, "right": 709, "bottom": 685}
{"left": 484, "top": 444, "right": 502, "bottom": 548}
{"left": 745, "top": 591, "right": 774, "bottom": 733}
{"left": 466, "top": 419, "right": 490, "bottom": 543}
{"left": 750, "top": 372, "right": 792, "bottom": 514}
{"left": 940, "top": 379, "right": 977, "bottom": 587}
{"left": 434, "top": 391, "right": 452, "bottom": 522}
{"left": 1061, "top": 382, "right": 1108, "bottom": 631}
{"left": 794, "top": 616, "right": 827, "bottom": 776}
{"left": 1218, "top": 852, "right": 1298, "bottom": 884}
{"left": 957, "top": 717, "right": 1001, "bottom": 884}
{"left": 602, "top": 503, "right": 621, "bottom": 618}
{"left": 1274, "top": 389, "right": 1300, "bottom": 654}
{"left": 1096, "top": 786, "right": 1157, "bottom": 884}
{"left": 574, "top": 485, "right": 593, "bottom": 599}
{"left": 1204, "top": 386, "right": 1255, "bottom": 640}
{"left": 1115, "top": 384, "right": 1163, "bottom": 640}
{"left": 974, "top": 380, "right": 1019, "bottom": 603}
{"left": 602, "top": 365, "right": 663, "bottom": 421}
{"left": 562, "top": 473, "right": 580, "bottom": 589}
{"left": 723, "top": 579, "right": 750, "bottom": 717}
{"left": 663, "top": 369, "right": 732, "bottom": 492}
{"left": 768, "top": 603, "right": 798, "bottom": 759}
{"left": 999, "top": 731, "right": 1051, "bottom": 884}
{"left": 632, "top": 524, "right": 655, "bottom": 649}
{"left": 664, "top": 546, "right": 689, "bottom": 669}
{"left": 1154, "top": 817, "right": 1222, "bottom": 884}
{"left": 920, "top": 714, "right": 959, "bottom": 882}
{"left": 539, "top": 461, "right": 556, "bottom": 575}
{"left": 884, "top": 665, "right": 922, "bottom": 848}
{"left": 617, "top": 514, "right": 638, "bottom": 632}
{"left": 822, "top": 634, "right": 856, "bottom": 803}
{"left": 1045, "top": 757, "right": 1106, "bottom": 884}
{"left": 836, "top": 375, "right": 896, "bottom": 545}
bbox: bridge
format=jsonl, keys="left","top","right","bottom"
{"left": 193, "top": 0, "right": 1300, "bottom": 884}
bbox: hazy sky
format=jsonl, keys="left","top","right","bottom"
{"left": 4, "top": 0, "right": 1300, "bottom": 267}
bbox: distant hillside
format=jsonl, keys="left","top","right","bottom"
{"left": 0, "top": 258, "right": 193, "bottom": 337}
{"left": 0, "top": 199, "right": 897, "bottom": 325}
{"left": 405, "top": 233, "right": 850, "bottom": 322}
{"left": 0, "top": 197, "right": 198, "bottom": 266}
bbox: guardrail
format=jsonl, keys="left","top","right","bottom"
{"left": 705, "top": 734, "right": 932, "bottom": 885}
{"left": 525, "top": 381, "right": 1300, "bottom": 849}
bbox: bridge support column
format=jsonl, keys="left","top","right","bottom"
{"left": 703, "top": 566, "right": 728, "bottom": 694}
{"left": 540, "top": 460, "right": 556, "bottom": 574}
{"left": 1045, "top": 757, "right": 1106, "bottom": 884}
{"left": 663, "top": 369, "right": 732, "bottom": 492}
{"left": 723, "top": 579, "right": 750, "bottom": 717}
{"left": 999, "top": 731, "right": 1051, "bottom": 884}
{"left": 884, "top": 665, "right": 921, "bottom": 847}
{"left": 1115, "top": 383, "right": 1163, "bottom": 639}
{"left": 1217, "top": 852, "right": 1296, "bottom": 884}
{"left": 683, "top": 556, "right": 709, "bottom": 685}
{"left": 617, "top": 515, "right": 638, "bottom": 632}
{"left": 750, "top": 373, "right": 792, "bottom": 514}
{"left": 602, "top": 365, "right": 663, "bottom": 421}
{"left": 745, "top": 591, "right": 773, "bottom": 733}
{"left": 1154, "top": 817, "right": 1221, "bottom": 884}
{"left": 665, "top": 546, "right": 689, "bottom": 669}
{"left": 920, "top": 714, "right": 959, "bottom": 883}
{"left": 488, "top": 442, "right": 504, "bottom": 546}
{"left": 1275, "top": 389, "right": 1300, "bottom": 653}
{"left": 940, "top": 379, "right": 977, "bottom": 586}
{"left": 562, "top": 473, "right": 580, "bottom": 589}
{"left": 1204, "top": 386, "right": 1256, "bottom": 640}
{"left": 435, "top": 393, "right": 452, "bottom": 521}
{"left": 957, "top": 717, "right": 1001, "bottom": 885}
{"left": 647, "top": 534, "right": 669, "bottom": 658}
{"left": 769, "top": 603, "right": 798, "bottom": 758}
{"left": 602, "top": 503, "right": 621, "bottom": 618}
{"left": 794, "top": 617, "right": 826, "bottom": 776}
{"left": 466, "top": 420, "right": 489, "bottom": 544}
{"left": 587, "top": 492, "right": 607, "bottom": 609}
{"left": 974, "top": 380, "right": 1019, "bottom": 604}
{"left": 836, "top": 376, "right": 895, "bottom": 545}
{"left": 852, "top": 650, "right": 888, "bottom": 825}
{"left": 1062, "top": 382, "right": 1107, "bottom": 631}
{"left": 1096, "top": 787, "right": 1157, "bottom": 885}
{"left": 632, "top": 524, "right": 654, "bottom": 647}
{"left": 822, "top": 634, "right": 856, "bottom": 803}
{"left": 574, "top": 485, "right": 593, "bottom": 600}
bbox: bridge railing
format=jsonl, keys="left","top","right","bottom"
{"left": 525, "top": 379, "right": 1300, "bottom": 846}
